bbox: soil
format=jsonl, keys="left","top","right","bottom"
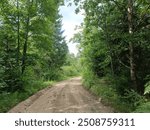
{"left": 8, "top": 77, "right": 113, "bottom": 113}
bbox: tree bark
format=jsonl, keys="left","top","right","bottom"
{"left": 21, "top": 14, "right": 30, "bottom": 74}
{"left": 21, "top": 0, "right": 33, "bottom": 74}
{"left": 127, "top": 0, "right": 138, "bottom": 91}
{"left": 16, "top": 0, "right": 20, "bottom": 65}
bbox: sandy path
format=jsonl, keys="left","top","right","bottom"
{"left": 8, "top": 77, "right": 113, "bottom": 113}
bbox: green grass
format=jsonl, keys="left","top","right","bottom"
{"left": 134, "top": 101, "right": 150, "bottom": 112}
{"left": 0, "top": 80, "right": 54, "bottom": 113}
{"left": 0, "top": 64, "right": 81, "bottom": 113}
{"left": 83, "top": 77, "right": 139, "bottom": 112}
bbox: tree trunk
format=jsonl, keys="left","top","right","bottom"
{"left": 16, "top": 0, "right": 20, "bottom": 65}
{"left": 21, "top": 0, "right": 33, "bottom": 74}
{"left": 127, "top": 0, "right": 138, "bottom": 91}
{"left": 21, "top": 14, "right": 30, "bottom": 74}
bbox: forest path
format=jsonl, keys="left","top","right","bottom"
{"left": 9, "top": 77, "right": 113, "bottom": 113}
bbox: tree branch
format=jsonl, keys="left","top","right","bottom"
{"left": 111, "top": 0, "right": 127, "bottom": 14}
{"left": 134, "top": 4, "right": 150, "bottom": 30}
{"left": 116, "top": 55, "right": 130, "bottom": 69}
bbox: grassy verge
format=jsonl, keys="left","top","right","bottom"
{"left": 0, "top": 80, "right": 54, "bottom": 113}
{"left": 0, "top": 64, "right": 81, "bottom": 112}
{"left": 134, "top": 101, "right": 150, "bottom": 112}
{"left": 83, "top": 76, "right": 144, "bottom": 112}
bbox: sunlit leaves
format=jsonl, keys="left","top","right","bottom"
{"left": 0, "top": 0, "right": 68, "bottom": 91}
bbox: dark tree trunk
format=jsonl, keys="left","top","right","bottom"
{"left": 16, "top": 0, "right": 20, "bottom": 65}
{"left": 21, "top": 0, "right": 33, "bottom": 74}
{"left": 21, "top": 14, "right": 30, "bottom": 74}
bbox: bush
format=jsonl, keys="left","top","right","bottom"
{"left": 61, "top": 66, "right": 79, "bottom": 77}
{"left": 90, "top": 81, "right": 117, "bottom": 105}
{"left": 82, "top": 75, "right": 146, "bottom": 112}
{"left": 144, "top": 81, "right": 150, "bottom": 95}
{"left": 82, "top": 68, "right": 97, "bottom": 89}
{"left": 0, "top": 92, "right": 20, "bottom": 112}
{"left": 0, "top": 62, "right": 79, "bottom": 112}
{"left": 111, "top": 75, "right": 131, "bottom": 96}
{"left": 135, "top": 102, "right": 150, "bottom": 112}
{"left": 121, "top": 90, "right": 144, "bottom": 107}
{"left": 0, "top": 67, "right": 54, "bottom": 112}
{"left": 134, "top": 80, "right": 150, "bottom": 113}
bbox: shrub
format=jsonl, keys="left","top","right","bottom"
{"left": 61, "top": 66, "right": 79, "bottom": 78}
{"left": 144, "top": 81, "right": 150, "bottom": 95}
{"left": 82, "top": 67, "right": 97, "bottom": 89}
{"left": 135, "top": 102, "right": 150, "bottom": 112}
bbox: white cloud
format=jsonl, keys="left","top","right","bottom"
{"left": 59, "top": 2, "right": 84, "bottom": 55}
{"left": 62, "top": 21, "right": 80, "bottom": 41}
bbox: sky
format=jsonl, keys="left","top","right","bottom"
{"left": 59, "top": 2, "right": 84, "bottom": 55}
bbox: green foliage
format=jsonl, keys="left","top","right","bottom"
{"left": 0, "top": 66, "right": 55, "bottom": 112}
{"left": 0, "top": 0, "right": 68, "bottom": 90}
{"left": 121, "top": 90, "right": 144, "bottom": 108}
{"left": 144, "top": 81, "right": 150, "bottom": 95}
{"left": 0, "top": 0, "right": 70, "bottom": 112}
{"left": 83, "top": 75, "right": 145, "bottom": 112}
{"left": 83, "top": 75, "right": 130, "bottom": 112}
{"left": 61, "top": 66, "right": 79, "bottom": 78}
{"left": 82, "top": 68, "right": 96, "bottom": 89}
{"left": 135, "top": 102, "right": 150, "bottom": 113}
{"left": 0, "top": 80, "right": 54, "bottom": 112}
{"left": 0, "top": 92, "right": 20, "bottom": 112}
{"left": 90, "top": 78, "right": 117, "bottom": 104}
{"left": 74, "top": 0, "right": 150, "bottom": 112}
{"left": 59, "top": 53, "right": 82, "bottom": 79}
{"left": 111, "top": 75, "right": 130, "bottom": 96}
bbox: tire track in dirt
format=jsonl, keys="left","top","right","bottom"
{"left": 8, "top": 77, "right": 113, "bottom": 113}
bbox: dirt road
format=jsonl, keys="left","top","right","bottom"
{"left": 9, "top": 77, "right": 113, "bottom": 113}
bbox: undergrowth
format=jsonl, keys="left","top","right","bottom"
{"left": 0, "top": 64, "right": 80, "bottom": 113}
{"left": 0, "top": 80, "right": 54, "bottom": 112}
{"left": 135, "top": 101, "right": 150, "bottom": 112}
{"left": 83, "top": 75, "right": 147, "bottom": 112}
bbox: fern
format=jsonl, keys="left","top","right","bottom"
{"left": 135, "top": 102, "right": 150, "bottom": 113}
{"left": 144, "top": 81, "right": 150, "bottom": 95}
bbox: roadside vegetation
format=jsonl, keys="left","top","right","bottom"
{"left": 0, "top": 0, "right": 80, "bottom": 112}
{"left": 1, "top": 0, "right": 150, "bottom": 113}
{"left": 73, "top": 0, "right": 150, "bottom": 112}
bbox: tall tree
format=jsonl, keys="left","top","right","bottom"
{"left": 74, "top": 0, "right": 150, "bottom": 95}
{"left": 0, "top": 0, "right": 68, "bottom": 92}
{"left": 16, "top": 0, "right": 20, "bottom": 65}
{"left": 127, "top": 0, "right": 138, "bottom": 91}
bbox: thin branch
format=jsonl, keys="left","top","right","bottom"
{"left": 116, "top": 55, "right": 130, "bottom": 69}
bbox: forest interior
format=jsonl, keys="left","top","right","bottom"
{"left": 0, "top": 0, "right": 150, "bottom": 113}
